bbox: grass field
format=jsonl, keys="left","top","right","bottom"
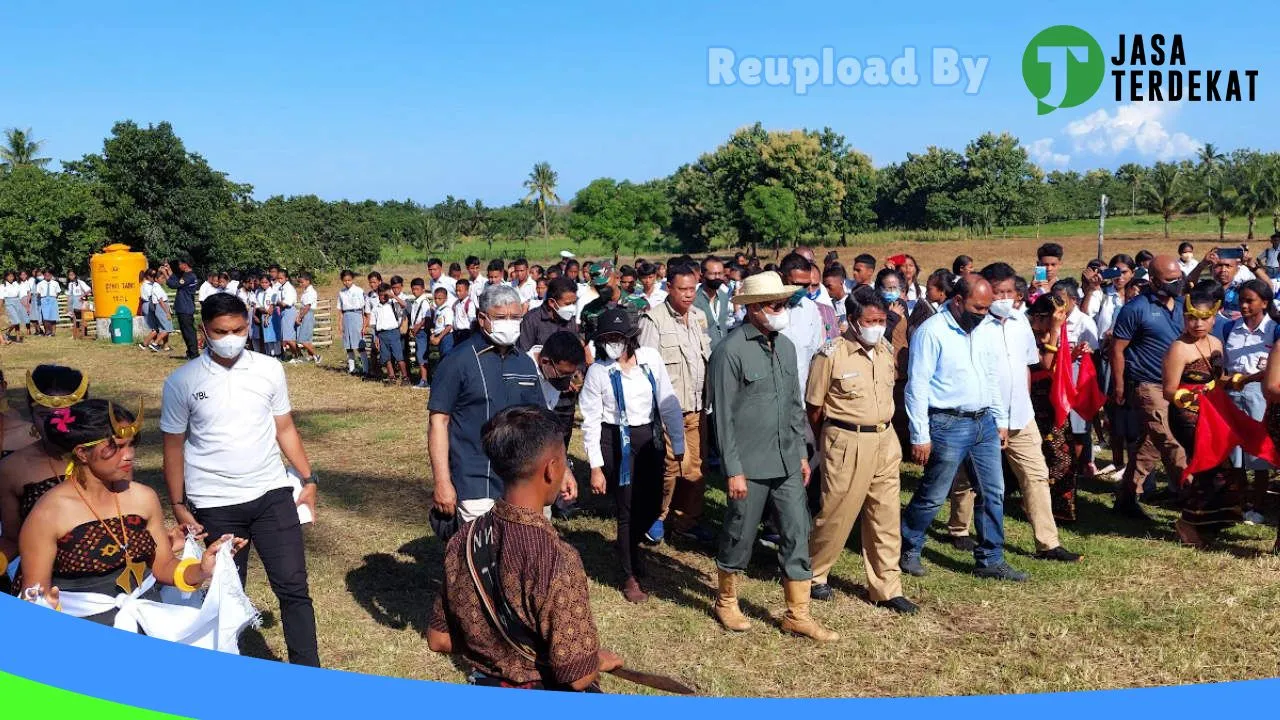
{"left": 9, "top": 231, "right": 1280, "bottom": 698}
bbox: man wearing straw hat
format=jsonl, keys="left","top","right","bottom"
{"left": 707, "top": 270, "right": 837, "bottom": 642}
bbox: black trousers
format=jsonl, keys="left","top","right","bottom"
{"left": 192, "top": 487, "right": 321, "bottom": 667}
{"left": 600, "top": 423, "right": 663, "bottom": 580}
{"left": 178, "top": 312, "right": 199, "bottom": 359}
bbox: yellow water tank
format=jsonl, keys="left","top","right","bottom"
{"left": 89, "top": 243, "right": 148, "bottom": 319}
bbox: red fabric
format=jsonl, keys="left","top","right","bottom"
{"left": 887, "top": 254, "right": 907, "bottom": 266}
{"left": 1182, "top": 385, "right": 1280, "bottom": 482}
{"left": 1072, "top": 352, "right": 1107, "bottom": 422}
{"left": 1050, "top": 323, "right": 1075, "bottom": 428}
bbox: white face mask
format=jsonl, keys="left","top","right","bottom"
{"left": 604, "top": 342, "right": 626, "bottom": 360}
{"left": 990, "top": 298, "right": 1016, "bottom": 318}
{"left": 486, "top": 319, "right": 521, "bottom": 346}
{"left": 857, "top": 324, "right": 885, "bottom": 346}
{"left": 206, "top": 330, "right": 248, "bottom": 360}
{"left": 764, "top": 309, "right": 790, "bottom": 332}
{"left": 555, "top": 304, "right": 576, "bottom": 322}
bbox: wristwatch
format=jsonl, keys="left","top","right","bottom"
{"left": 300, "top": 474, "right": 318, "bottom": 487}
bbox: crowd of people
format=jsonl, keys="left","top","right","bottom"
{"left": 2, "top": 267, "right": 92, "bottom": 344}
{"left": 7, "top": 234, "right": 1280, "bottom": 692}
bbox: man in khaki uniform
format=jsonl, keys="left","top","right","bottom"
{"left": 805, "top": 286, "right": 918, "bottom": 614}
{"left": 638, "top": 262, "right": 715, "bottom": 545}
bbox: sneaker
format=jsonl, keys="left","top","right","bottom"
{"left": 876, "top": 596, "right": 920, "bottom": 615}
{"left": 313, "top": 355, "right": 322, "bottom": 365}
{"left": 900, "top": 555, "right": 927, "bottom": 577}
{"left": 950, "top": 535, "right": 977, "bottom": 552}
{"left": 1244, "top": 510, "right": 1267, "bottom": 526}
{"left": 1094, "top": 463, "right": 1118, "bottom": 477}
{"left": 1034, "top": 546, "right": 1083, "bottom": 563}
{"left": 757, "top": 531, "right": 781, "bottom": 551}
{"left": 810, "top": 582, "right": 834, "bottom": 601}
{"left": 674, "top": 525, "right": 717, "bottom": 545}
{"left": 412, "top": 380, "right": 430, "bottom": 390}
{"left": 138, "top": 343, "right": 148, "bottom": 350}
{"left": 973, "top": 563, "right": 1029, "bottom": 582}
{"left": 644, "top": 519, "right": 665, "bottom": 545}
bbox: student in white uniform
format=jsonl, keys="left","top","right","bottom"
{"left": 19, "top": 270, "right": 37, "bottom": 336}
{"left": 2, "top": 270, "right": 30, "bottom": 342}
{"left": 452, "top": 279, "right": 477, "bottom": 345}
{"left": 294, "top": 272, "right": 320, "bottom": 365}
{"left": 277, "top": 269, "right": 300, "bottom": 361}
{"left": 197, "top": 273, "right": 220, "bottom": 302}
{"left": 337, "top": 270, "right": 367, "bottom": 375}
{"left": 65, "top": 269, "right": 91, "bottom": 340}
{"left": 34, "top": 270, "right": 62, "bottom": 337}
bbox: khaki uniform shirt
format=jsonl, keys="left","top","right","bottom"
{"left": 638, "top": 302, "right": 710, "bottom": 412}
{"left": 805, "top": 336, "right": 895, "bottom": 426}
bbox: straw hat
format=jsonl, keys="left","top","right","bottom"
{"left": 731, "top": 271, "right": 801, "bottom": 305}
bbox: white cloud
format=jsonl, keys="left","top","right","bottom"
{"left": 1062, "top": 102, "right": 1202, "bottom": 161}
{"left": 1028, "top": 138, "right": 1070, "bottom": 168}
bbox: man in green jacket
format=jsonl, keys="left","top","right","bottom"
{"left": 707, "top": 271, "right": 837, "bottom": 643}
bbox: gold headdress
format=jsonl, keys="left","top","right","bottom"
{"left": 61, "top": 399, "right": 144, "bottom": 480}
{"left": 26, "top": 370, "right": 89, "bottom": 409}
{"left": 109, "top": 399, "right": 144, "bottom": 440}
{"left": 1184, "top": 301, "right": 1222, "bottom": 320}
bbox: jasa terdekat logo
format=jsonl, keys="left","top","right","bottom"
{"left": 1024, "top": 26, "right": 1259, "bottom": 115}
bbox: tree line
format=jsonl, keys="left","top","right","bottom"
{"left": 0, "top": 120, "right": 1275, "bottom": 275}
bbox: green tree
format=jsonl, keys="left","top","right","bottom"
{"left": 569, "top": 178, "right": 671, "bottom": 263}
{"left": 523, "top": 162, "right": 560, "bottom": 242}
{"left": 1197, "top": 142, "right": 1225, "bottom": 204}
{"left": 0, "top": 166, "right": 106, "bottom": 271}
{"left": 741, "top": 184, "right": 803, "bottom": 257}
{"left": 0, "top": 128, "right": 52, "bottom": 172}
{"left": 960, "top": 132, "right": 1041, "bottom": 234}
{"left": 1115, "top": 163, "right": 1145, "bottom": 216}
{"left": 1144, "top": 162, "right": 1187, "bottom": 238}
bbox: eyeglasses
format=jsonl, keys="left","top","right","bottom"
{"left": 764, "top": 302, "right": 788, "bottom": 313}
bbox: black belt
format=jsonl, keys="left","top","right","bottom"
{"left": 827, "top": 418, "right": 889, "bottom": 433}
{"left": 928, "top": 407, "right": 988, "bottom": 419}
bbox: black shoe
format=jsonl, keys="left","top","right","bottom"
{"left": 1034, "top": 546, "right": 1083, "bottom": 563}
{"left": 973, "top": 563, "right": 1029, "bottom": 582}
{"left": 673, "top": 525, "right": 717, "bottom": 545}
{"left": 900, "top": 555, "right": 927, "bottom": 577}
{"left": 950, "top": 535, "right": 977, "bottom": 552}
{"left": 810, "top": 582, "right": 834, "bottom": 601}
{"left": 876, "top": 596, "right": 920, "bottom": 615}
{"left": 1114, "top": 498, "right": 1151, "bottom": 521}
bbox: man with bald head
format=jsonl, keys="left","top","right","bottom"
{"left": 1109, "top": 254, "right": 1188, "bottom": 519}
{"left": 901, "top": 274, "right": 1027, "bottom": 581}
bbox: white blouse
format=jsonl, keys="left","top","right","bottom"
{"left": 579, "top": 345, "right": 686, "bottom": 468}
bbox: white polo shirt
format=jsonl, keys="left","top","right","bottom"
{"left": 977, "top": 313, "right": 1039, "bottom": 432}
{"left": 160, "top": 350, "right": 293, "bottom": 509}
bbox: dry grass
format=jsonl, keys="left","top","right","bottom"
{"left": 8, "top": 232, "right": 1280, "bottom": 698}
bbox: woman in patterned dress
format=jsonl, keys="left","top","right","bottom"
{"left": 1026, "top": 294, "right": 1078, "bottom": 521}
{"left": 1163, "top": 281, "right": 1242, "bottom": 548}
{"left": 0, "top": 365, "right": 90, "bottom": 589}
{"left": 17, "top": 399, "right": 246, "bottom": 622}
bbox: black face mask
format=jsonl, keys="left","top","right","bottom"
{"left": 704, "top": 278, "right": 724, "bottom": 291}
{"left": 548, "top": 374, "right": 574, "bottom": 391}
{"left": 1157, "top": 279, "right": 1185, "bottom": 298}
{"left": 957, "top": 309, "right": 986, "bottom": 333}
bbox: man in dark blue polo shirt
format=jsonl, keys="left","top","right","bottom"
{"left": 428, "top": 283, "right": 562, "bottom": 523}
{"left": 166, "top": 256, "right": 201, "bottom": 359}
{"left": 1109, "top": 254, "right": 1187, "bottom": 518}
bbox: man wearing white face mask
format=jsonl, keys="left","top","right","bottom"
{"left": 946, "top": 263, "right": 1082, "bottom": 564}
{"left": 805, "top": 286, "right": 917, "bottom": 613}
{"left": 428, "top": 284, "right": 574, "bottom": 524}
{"left": 516, "top": 276, "right": 580, "bottom": 352}
{"left": 160, "top": 293, "right": 321, "bottom": 666}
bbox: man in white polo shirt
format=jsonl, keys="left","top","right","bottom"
{"left": 161, "top": 292, "right": 320, "bottom": 667}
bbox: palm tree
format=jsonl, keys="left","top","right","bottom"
{"left": 1145, "top": 162, "right": 1186, "bottom": 239}
{"left": 1114, "top": 163, "right": 1145, "bottom": 216}
{"left": 523, "top": 162, "right": 560, "bottom": 242}
{"left": 1233, "top": 153, "right": 1274, "bottom": 240}
{"left": 0, "top": 127, "right": 51, "bottom": 171}
{"left": 1197, "top": 142, "right": 1225, "bottom": 207}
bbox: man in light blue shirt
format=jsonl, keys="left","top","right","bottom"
{"left": 902, "top": 274, "right": 1027, "bottom": 582}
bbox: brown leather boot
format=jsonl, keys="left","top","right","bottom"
{"left": 781, "top": 579, "right": 839, "bottom": 642}
{"left": 713, "top": 570, "right": 752, "bottom": 632}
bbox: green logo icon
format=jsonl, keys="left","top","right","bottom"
{"left": 1023, "top": 25, "right": 1105, "bottom": 115}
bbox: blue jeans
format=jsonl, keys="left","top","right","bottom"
{"left": 901, "top": 411, "right": 1005, "bottom": 568}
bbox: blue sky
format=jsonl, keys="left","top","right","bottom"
{"left": 6, "top": 0, "right": 1273, "bottom": 204}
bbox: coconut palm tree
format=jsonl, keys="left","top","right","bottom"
{"left": 1114, "top": 163, "right": 1145, "bottom": 216}
{"left": 523, "top": 162, "right": 560, "bottom": 241}
{"left": 1145, "top": 162, "right": 1187, "bottom": 239}
{"left": 1197, "top": 142, "right": 1225, "bottom": 207}
{"left": 0, "top": 127, "right": 51, "bottom": 172}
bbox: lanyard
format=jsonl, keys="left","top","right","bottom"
{"left": 608, "top": 364, "right": 659, "bottom": 487}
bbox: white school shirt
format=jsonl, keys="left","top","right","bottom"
{"left": 409, "top": 295, "right": 433, "bottom": 332}
{"left": 197, "top": 281, "right": 219, "bottom": 302}
{"left": 431, "top": 302, "right": 453, "bottom": 335}
{"left": 67, "top": 279, "right": 90, "bottom": 300}
{"left": 337, "top": 285, "right": 366, "bottom": 312}
{"left": 138, "top": 280, "right": 154, "bottom": 305}
{"left": 225, "top": 280, "right": 240, "bottom": 294}
{"left": 36, "top": 279, "right": 62, "bottom": 298}
{"left": 454, "top": 295, "right": 478, "bottom": 330}
{"left": 149, "top": 283, "right": 170, "bottom": 305}
{"left": 578, "top": 346, "right": 686, "bottom": 468}
{"left": 20, "top": 277, "right": 35, "bottom": 297}
{"left": 643, "top": 287, "right": 668, "bottom": 308}
{"left": 781, "top": 296, "right": 826, "bottom": 394}
{"left": 1065, "top": 307, "right": 1100, "bottom": 350}
{"left": 277, "top": 282, "right": 297, "bottom": 308}
{"left": 298, "top": 286, "right": 318, "bottom": 311}
{"left": 372, "top": 300, "right": 401, "bottom": 332}
{"left": 1, "top": 281, "right": 23, "bottom": 299}
{"left": 513, "top": 277, "right": 537, "bottom": 304}
{"left": 1080, "top": 287, "right": 1105, "bottom": 320}
{"left": 430, "top": 275, "right": 458, "bottom": 300}
{"left": 1095, "top": 291, "right": 1125, "bottom": 339}
{"left": 1222, "top": 316, "right": 1280, "bottom": 375}
{"left": 237, "top": 286, "right": 254, "bottom": 308}
{"left": 160, "top": 350, "right": 294, "bottom": 509}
